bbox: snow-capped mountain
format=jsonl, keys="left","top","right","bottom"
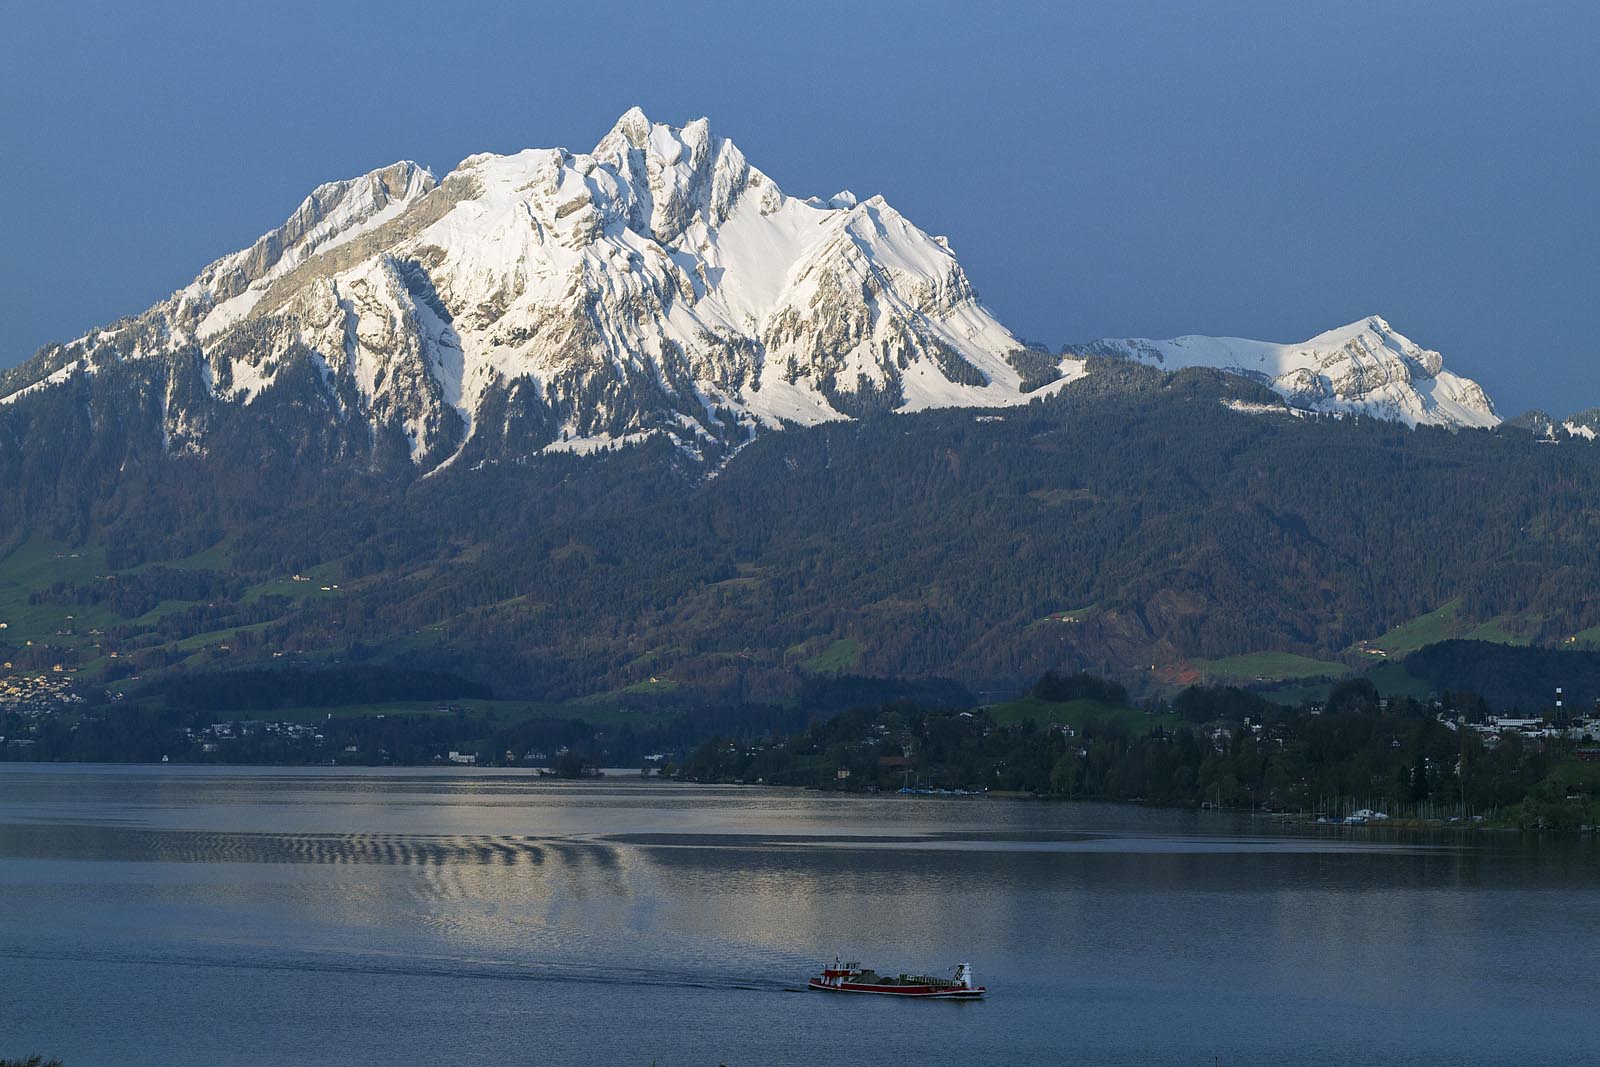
{"left": 1067, "top": 316, "right": 1500, "bottom": 429}
{"left": 0, "top": 109, "right": 1082, "bottom": 468}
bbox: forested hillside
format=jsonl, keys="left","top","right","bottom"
{"left": 1, "top": 361, "right": 1598, "bottom": 708}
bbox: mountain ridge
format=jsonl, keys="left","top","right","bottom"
{"left": 0, "top": 109, "right": 1083, "bottom": 469}
{"left": 0, "top": 110, "right": 1517, "bottom": 473}
{"left": 1065, "top": 315, "right": 1499, "bottom": 429}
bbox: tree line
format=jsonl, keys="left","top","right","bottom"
{"left": 674, "top": 674, "right": 1599, "bottom": 830}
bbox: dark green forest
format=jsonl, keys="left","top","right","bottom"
{"left": 1, "top": 358, "right": 1598, "bottom": 710}
{"left": 1404, "top": 641, "right": 1600, "bottom": 712}
{"left": 676, "top": 675, "right": 1600, "bottom": 832}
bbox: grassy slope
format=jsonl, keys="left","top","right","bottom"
{"left": 1364, "top": 598, "right": 1533, "bottom": 658}
{"left": 785, "top": 636, "right": 863, "bottom": 674}
{"left": 0, "top": 538, "right": 346, "bottom": 672}
{"left": 0, "top": 538, "right": 678, "bottom": 719}
{"left": 1253, "top": 662, "right": 1437, "bottom": 708}
{"left": 0, "top": 539, "right": 118, "bottom": 642}
{"left": 1367, "top": 600, "right": 1463, "bottom": 656}
{"left": 1192, "top": 651, "right": 1350, "bottom": 683}
{"left": 1570, "top": 624, "right": 1600, "bottom": 651}
{"left": 1547, "top": 757, "right": 1600, "bottom": 788}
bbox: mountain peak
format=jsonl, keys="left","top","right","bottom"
{"left": 1308, "top": 313, "right": 1403, "bottom": 348}
{"left": 585, "top": 109, "right": 757, "bottom": 244}
{"left": 591, "top": 108, "right": 724, "bottom": 167}
{"left": 597, "top": 105, "right": 654, "bottom": 153}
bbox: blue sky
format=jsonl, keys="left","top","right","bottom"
{"left": 2, "top": 0, "right": 1594, "bottom": 414}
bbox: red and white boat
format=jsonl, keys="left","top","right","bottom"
{"left": 808, "top": 957, "right": 985, "bottom": 999}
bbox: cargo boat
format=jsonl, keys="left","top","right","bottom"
{"left": 808, "top": 958, "right": 984, "bottom": 999}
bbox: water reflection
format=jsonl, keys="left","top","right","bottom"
{"left": 2, "top": 767, "right": 1598, "bottom": 1066}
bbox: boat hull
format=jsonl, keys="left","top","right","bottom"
{"left": 807, "top": 978, "right": 984, "bottom": 999}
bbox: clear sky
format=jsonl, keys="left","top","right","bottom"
{"left": 2, "top": 0, "right": 1594, "bottom": 415}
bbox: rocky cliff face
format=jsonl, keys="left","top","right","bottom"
{"left": 1, "top": 109, "right": 1081, "bottom": 470}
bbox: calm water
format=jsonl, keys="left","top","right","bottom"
{"left": 1, "top": 766, "right": 1597, "bottom": 1066}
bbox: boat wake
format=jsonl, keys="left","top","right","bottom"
{"left": 0, "top": 944, "right": 798, "bottom": 994}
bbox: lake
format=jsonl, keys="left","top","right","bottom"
{"left": 1, "top": 764, "right": 1596, "bottom": 1065}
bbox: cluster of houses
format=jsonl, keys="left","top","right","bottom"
{"left": 1440, "top": 710, "right": 1600, "bottom": 746}
{"left": 0, "top": 671, "right": 85, "bottom": 715}
{"left": 187, "top": 723, "right": 504, "bottom": 765}
{"left": 190, "top": 720, "right": 323, "bottom": 752}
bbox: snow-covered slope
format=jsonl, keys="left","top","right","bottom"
{"left": 1069, "top": 316, "right": 1499, "bottom": 429}
{"left": 1564, "top": 410, "right": 1600, "bottom": 440}
{"left": 2, "top": 109, "right": 1082, "bottom": 467}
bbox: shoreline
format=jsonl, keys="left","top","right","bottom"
{"left": 4, "top": 762, "right": 1591, "bottom": 835}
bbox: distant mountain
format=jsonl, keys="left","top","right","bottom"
{"left": 1066, "top": 316, "right": 1500, "bottom": 429}
{"left": 1505, "top": 408, "right": 1600, "bottom": 440}
{"left": 0, "top": 109, "right": 1082, "bottom": 468}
